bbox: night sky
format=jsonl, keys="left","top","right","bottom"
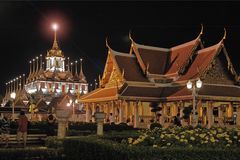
{"left": 0, "top": 1, "right": 240, "bottom": 95}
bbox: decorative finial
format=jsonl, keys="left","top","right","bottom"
{"left": 52, "top": 23, "right": 59, "bottom": 50}
{"left": 223, "top": 27, "right": 227, "bottom": 40}
{"left": 67, "top": 57, "right": 70, "bottom": 71}
{"left": 75, "top": 60, "right": 78, "bottom": 76}
{"left": 197, "top": 24, "right": 203, "bottom": 39}
{"left": 39, "top": 54, "right": 42, "bottom": 70}
{"left": 200, "top": 23, "right": 203, "bottom": 35}
{"left": 129, "top": 30, "right": 133, "bottom": 41}
{"left": 105, "top": 37, "right": 110, "bottom": 48}
{"left": 70, "top": 62, "right": 73, "bottom": 73}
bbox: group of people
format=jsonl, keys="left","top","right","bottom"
{"left": 0, "top": 111, "right": 56, "bottom": 148}
{"left": 0, "top": 111, "right": 28, "bottom": 148}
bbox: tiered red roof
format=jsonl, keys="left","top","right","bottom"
{"left": 80, "top": 29, "right": 240, "bottom": 103}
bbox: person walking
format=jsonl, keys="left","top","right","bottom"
{"left": 0, "top": 114, "right": 11, "bottom": 148}
{"left": 17, "top": 111, "right": 28, "bottom": 148}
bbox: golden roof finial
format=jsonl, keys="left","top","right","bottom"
{"left": 105, "top": 37, "right": 110, "bottom": 49}
{"left": 129, "top": 30, "right": 133, "bottom": 42}
{"left": 223, "top": 27, "right": 227, "bottom": 40}
{"left": 219, "top": 28, "right": 227, "bottom": 45}
{"left": 197, "top": 24, "right": 203, "bottom": 39}
{"left": 122, "top": 69, "right": 125, "bottom": 79}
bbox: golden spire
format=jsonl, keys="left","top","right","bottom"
{"left": 16, "top": 77, "right": 19, "bottom": 92}
{"left": 75, "top": 60, "right": 78, "bottom": 77}
{"left": 29, "top": 60, "right": 32, "bottom": 74}
{"left": 40, "top": 54, "right": 42, "bottom": 70}
{"left": 36, "top": 56, "right": 39, "bottom": 73}
{"left": 10, "top": 81, "right": 12, "bottom": 93}
{"left": 79, "top": 58, "right": 86, "bottom": 82}
{"left": 13, "top": 79, "right": 16, "bottom": 92}
{"left": 67, "top": 57, "right": 70, "bottom": 71}
{"left": 32, "top": 59, "right": 35, "bottom": 74}
{"left": 52, "top": 23, "right": 59, "bottom": 50}
{"left": 22, "top": 74, "right": 25, "bottom": 87}
{"left": 70, "top": 62, "right": 73, "bottom": 73}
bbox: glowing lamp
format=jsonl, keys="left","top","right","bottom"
{"left": 52, "top": 23, "right": 58, "bottom": 31}
{"left": 196, "top": 79, "right": 203, "bottom": 89}
{"left": 10, "top": 92, "right": 16, "bottom": 100}
{"left": 187, "top": 80, "right": 193, "bottom": 89}
{"left": 66, "top": 103, "right": 71, "bottom": 107}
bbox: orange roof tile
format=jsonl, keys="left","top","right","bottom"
{"left": 177, "top": 43, "right": 221, "bottom": 81}
{"left": 165, "top": 39, "right": 200, "bottom": 76}
{"left": 80, "top": 87, "right": 118, "bottom": 102}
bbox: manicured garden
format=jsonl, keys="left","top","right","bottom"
{"left": 2, "top": 122, "right": 240, "bottom": 160}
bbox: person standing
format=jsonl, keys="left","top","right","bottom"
{"left": 109, "top": 113, "right": 115, "bottom": 124}
{"left": 173, "top": 113, "right": 181, "bottom": 126}
{"left": 46, "top": 114, "right": 56, "bottom": 136}
{"left": 17, "top": 111, "right": 28, "bottom": 148}
{"left": 0, "top": 114, "right": 11, "bottom": 148}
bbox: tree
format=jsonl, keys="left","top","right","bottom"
{"left": 149, "top": 102, "right": 161, "bottom": 122}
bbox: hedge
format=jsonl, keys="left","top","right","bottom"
{"left": 0, "top": 147, "right": 63, "bottom": 160}
{"left": 63, "top": 136, "right": 240, "bottom": 160}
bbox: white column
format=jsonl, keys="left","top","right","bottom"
{"left": 134, "top": 101, "right": 139, "bottom": 128}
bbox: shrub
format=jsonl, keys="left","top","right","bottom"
{"left": 150, "top": 123, "right": 162, "bottom": 130}
{"left": 63, "top": 136, "right": 240, "bottom": 160}
{"left": 129, "top": 126, "right": 240, "bottom": 149}
{"left": 0, "top": 147, "right": 63, "bottom": 160}
{"left": 45, "top": 136, "right": 63, "bottom": 149}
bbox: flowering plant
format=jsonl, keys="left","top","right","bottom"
{"left": 127, "top": 126, "right": 240, "bottom": 148}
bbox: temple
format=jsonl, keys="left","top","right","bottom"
{"left": 80, "top": 26, "right": 240, "bottom": 128}
{"left": 2, "top": 24, "right": 88, "bottom": 120}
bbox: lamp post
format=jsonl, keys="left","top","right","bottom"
{"left": 10, "top": 92, "right": 16, "bottom": 121}
{"left": 186, "top": 79, "right": 203, "bottom": 126}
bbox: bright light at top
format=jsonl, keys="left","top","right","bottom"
{"left": 52, "top": 23, "right": 58, "bottom": 31}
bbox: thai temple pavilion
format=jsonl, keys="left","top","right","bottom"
{"left": 2, "top": 24, "right": 88, "bottom": 119}
{"left": 80, "top": 26, "right": 240, "bottom": 128}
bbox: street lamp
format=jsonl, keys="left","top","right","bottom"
{"left": 186, "top": 78, "right": 203, "bottom": 126}
{"left": 10, "top": 92, "right": 16, "bottom": 121}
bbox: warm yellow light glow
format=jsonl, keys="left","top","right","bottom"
{"left": 52, "top": 23, "right": 58, "bottom": 31}
{"left": 187, "top": 80, "right": 192, "bottom": 89}
{"left": 196, "top": 79, "right": 203, "bottom": 89}
{"left": 10, "top": 92, "right": 16, "bottom": 99}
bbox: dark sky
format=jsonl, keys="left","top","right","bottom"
{"left": 1, "top": 1, "right": 240, "bottom": 95}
